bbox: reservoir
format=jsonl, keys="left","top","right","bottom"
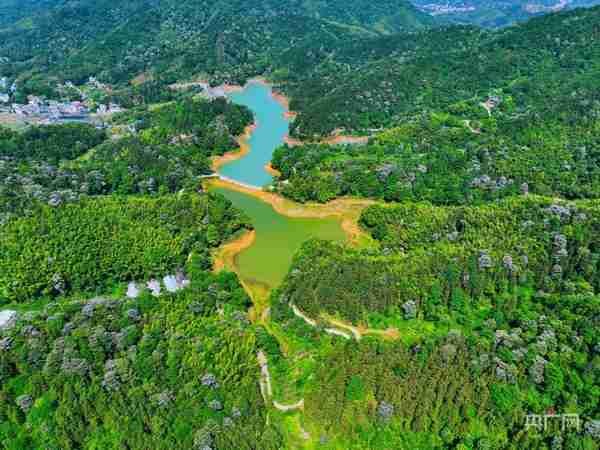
{"left": 213, "top": 186, "right": 344, "bottom": 289}
{"left": 212, "top": 81, "right": 346, "bottom": 291}
{"left": 219, "top": 81, "right": 289, "bottom": 188}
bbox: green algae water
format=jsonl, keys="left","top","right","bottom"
{"left": 213, "top": 80, "right": 346, "bottom": 289}
{"left": 212, "top": 187, "right": 344, "bottom": 288}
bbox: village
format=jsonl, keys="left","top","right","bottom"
{"left": 0, "top": 76, "right": 122, "bottom": 127}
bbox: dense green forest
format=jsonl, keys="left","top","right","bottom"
{"left": 270, "top": 196, "right": 600, "bottom": 448}
{"left": 0, "top": 275, "right": 283, "bottom": 449}
{"left": 271, "top": 95, "right": 600, "bottom": 204}
{"left": 0, "top": 97, "right": 252, "bottom": 223}
{"left": 1, "top": 2, "right": 599, "bottom": 449}
{"left": 268, "top": 7, "right": 600, "bottom": 209}
{"left": 0, "top": 0, "right": 431, "bottom": 89}
{"left": 276, "top": 196, "right": 600, "bottom": 322}
{"left": 294, "top": 293, "right": 599, "bottom": 449}
{"left": 0, "top": 193, "right": 250, "bottom": 302}
{"left": 280, "top": 6, "right": 600, "bottom": 137}
{"left": 0, "top": 124, "right": 106, "bottom": 162}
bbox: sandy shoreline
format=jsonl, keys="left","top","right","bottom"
{"left": 206, "top": 178, "right": 375, "bottom": 246}
{"left": 211, "top": 123, "right": 256, "bottom": 172}
{"left": 212, "top": 228, "right": 272, "bottom": 303}
{"left": 264, "top": 163, "right": 281, "bottom": 177}
{"left": 208, "top": 78, "right": 376, "bottom": 306}
{"left": 213, "top": 229, "right": 256, "bottom": 274}
{"left": 211, "top": 77, "right": 367, "bottom": 174}
{"left": 208, "top": 177, "right": 375, "bottom": 302}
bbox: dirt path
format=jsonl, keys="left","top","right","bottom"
{"left": 479, "top": 102, "right": 492, "bottom": 117}
{"left": 464, "top": 119, "right": 482, "bottom": 134}
{"left": 273, "top": 399, "right": 305, "bottom": 412}
{"left": 290, "top": 303, "right": 400, "bottom": 342}
{"left": 324, "top": 328, "right": 352, "bottom": 339}
{"left": 290, "top": 303, "right": 317, "bottom": 327}
{"left": 326, "top": 317, "right": 362, "bottom": 341}
{"left": 257, "top": 350, "right": 305, "bottom": 412}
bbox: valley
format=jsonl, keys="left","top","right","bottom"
{"left": 0, "top": 2, "right": 599, "bottom": 449}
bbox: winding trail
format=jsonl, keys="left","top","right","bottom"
{"left": 290, "top": 303, "right": 317, "bottom": 327}
{"left": 257, "top": 350, "right": 305, "bottom": 412}
{"left": 464, "top": 119, "right": 482, "bottom": 135}
{"left": 290, "top": 302, "right": 400, "bottom": 342}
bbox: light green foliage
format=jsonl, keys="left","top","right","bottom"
{"left": 0, "top": 193, "right": 250, "bottom": 302}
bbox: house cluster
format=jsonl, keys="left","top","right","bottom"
{"left": 12, "top": 90, "right": 123, "bottom": 119}
{"left": 96, "top": 103, "right": 123, "bottom": 115}
{"left": 194, "top": 81, "right": 228, "bottom": 99}
{"left": 60, "top": 76, "right": 112, "bottom": 100}
{"left": 12, "top": 96, "right": 90, "bottom": 123}
{"left": 87, "top": 76, "right": 110, "bottom": 91}
{"left": 418, "top": 2, "right": 476, "bottom": 16}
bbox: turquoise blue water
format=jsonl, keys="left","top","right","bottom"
{"left": 220, "top": 81, "right": 289, "bottom": 187}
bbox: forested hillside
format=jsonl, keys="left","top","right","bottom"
{"left": 268, "top": 6, "right": 600, "bottom": 210}
{"left": 281, "top": 6, "right": 600, "bottom": 137}
{"left": 0, "top": 97, "right": 252, "bottom": 223}
{"left": 0, "top": 256, "right": 282, "bottom": 449}
{"left": 0, "top": 0, "right": 55, "bottom": 27}
{"left": 270, "top": 196, "right": 600, "bottom": 448}
{"left": 263, "top": 8, "right": 600, "bottom": 448}
{"left": 0, "top": 0, "right": 432, "bottom": 88}
{"left": 1, "top": 2, "right": 599, "bottom": 449}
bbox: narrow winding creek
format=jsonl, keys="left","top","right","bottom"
{"left": 211, "top": 81, "right": 347, "bottom": 292}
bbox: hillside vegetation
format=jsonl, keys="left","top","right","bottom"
{"left": 1, "top": 3, "right": 599, "bottom": 449}
{"left": 270, "top": 196, "right": 600, "bottom": 448}
{"left": 281, "top": 6, "right": 600, "bottom": 137}
{"left": 0, "top": 0, "right": 432, "bottom": 87}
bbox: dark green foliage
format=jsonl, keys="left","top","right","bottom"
{"left": 1, "top": 3, "right": 599, "bottom": 449}
{"left": 0, "top": 289, "right": 281, "bottom": 449}
{"left": 116, "top": 97, "right": 253, "bottom": 147}
{"left": 299, "top": 295, "right": 600, "bottom": 448}
{"left": 0, "top": 0, "right": 432, "bottom": 90}
{"left": 282, "top": 6, "right": 600, "bottom": 137}
{"left": 0, "top": 124, "right": 106, "bottom": 162}
{"left": 269, "top": 8, "right": 600, "bottom": 210}
{"left": 305, "top": 339, "right": 494, "bottom": 447}
{"left": 270, "top": 194, "right": 600, "bottom": 447}
{"left": 0, "top": 98, "right": 252, "bottom": 221}
{"left": 272, "top": 101, "right": 600, "bottom": 204}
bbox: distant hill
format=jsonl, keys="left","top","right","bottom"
{"left": 411, "top": 0, "right": 600, "bottom": 27}
{"left": 0, "top": 0, "right": 434, "bottom": 86}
